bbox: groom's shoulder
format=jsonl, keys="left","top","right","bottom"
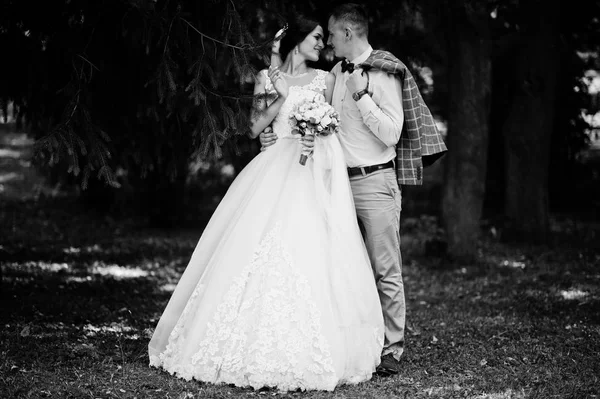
{"left": 363, "top": 49, "right": 410, "bottom": 78}
{"left": 368, "top": 49, "right": 407, "bottom": 67}
{"left": 371, "top": 49, "right": 398, "bottom": 58}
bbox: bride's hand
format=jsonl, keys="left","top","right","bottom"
{"left": 271, "top": 28, "right": 284, "bottom": 68}
{"left": 268, "top": 66, "right": 288, "bottom": 99}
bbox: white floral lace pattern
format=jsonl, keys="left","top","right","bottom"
{"left": 151, "top": 223, "right": 338, "bottom": 392}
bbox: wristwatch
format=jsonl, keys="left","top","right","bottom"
{"left": 352, "top": 88, "right": 369, "bottom": 101}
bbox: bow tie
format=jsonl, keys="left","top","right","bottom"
{"left": 341, "top": 60, "right": 355, "bottom": 73}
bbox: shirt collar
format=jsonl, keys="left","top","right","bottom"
{"left": 350, "top": 45, "right": 373, "bottom": 65}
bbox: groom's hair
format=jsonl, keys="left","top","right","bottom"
{"left": 330, "top": 3, "right": 369, "bottom": 38}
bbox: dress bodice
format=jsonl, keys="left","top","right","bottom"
{"left": 263, "top": 69, "right": 328, "bottom": 139}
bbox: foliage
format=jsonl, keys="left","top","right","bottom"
{"left": 0, "top": 0, "right": 278, "bottom": 191}
{"left": 1, "top": 0, "right": 599, "bottom": 232}
{"left": 486, "top": 0, "right": 600, "bottom": 211}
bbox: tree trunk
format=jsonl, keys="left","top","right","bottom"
{"left": 502, "top": 0, "right": 561, "bottom": 243}
{"left": 441, "top": 1, "right": 492, "bottom": 259}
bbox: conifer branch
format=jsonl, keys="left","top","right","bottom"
{"left": 163, "top": 15, "right": 176, "bottom": 55}
{"left": 181, "top": 17, "right": 270, "bottom": 52}
{"left": 77, "top": 54, "right": 100, "bottom": 72}
{"left": 198, "top": 82, "right": 255, "bottom": 102}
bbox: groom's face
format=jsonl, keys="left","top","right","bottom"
{"left": 327, "top": 16, "right": 348, "bottom": 59}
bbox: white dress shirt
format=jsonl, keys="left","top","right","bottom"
{"left": 332, "top": 46, "right": 404, "bottom": 168}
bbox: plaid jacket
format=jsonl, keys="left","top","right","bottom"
{"left": 360, "top": 50, "right": 447, "bottom": 185}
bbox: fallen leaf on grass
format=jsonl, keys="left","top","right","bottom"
{"left": 407, "top": 325, "right": 421, "bottom": 336}
{"left": 20, "top": 325, "right": 30, "bottom": 337}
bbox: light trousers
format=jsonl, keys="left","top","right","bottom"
{"left": 349, "top": 168, "right": 405, "bottom": 359}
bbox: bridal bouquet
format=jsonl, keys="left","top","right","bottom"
{"left": 290, "top": 98, "right": 340, "bottom": 165}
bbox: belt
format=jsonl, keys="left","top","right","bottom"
{"left": 347, "top": 160, "right": 395, "bottom": 177}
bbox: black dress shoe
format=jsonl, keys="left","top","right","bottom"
{"left": 376, "top": 353, "right": 401, "bottom": 376}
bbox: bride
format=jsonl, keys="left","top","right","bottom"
{"left": 148, "top": 13, "right": 384, "bottom": 392}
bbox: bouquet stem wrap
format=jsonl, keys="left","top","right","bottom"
{"left": 299, "top": 154, "right": 309, "bottom": 166}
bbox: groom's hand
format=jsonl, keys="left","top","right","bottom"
{"left": 259, "top": 126, "right": 278, "bottom": 151}
{"left": 346, "top": 68, "right": 368, "bottom": 96}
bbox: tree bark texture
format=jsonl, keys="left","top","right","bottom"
{"left": 442, "top": 0, "right": 492, "bottom": 259}
{"left": 502, "top": 0, "right": 561, "bottom": 243}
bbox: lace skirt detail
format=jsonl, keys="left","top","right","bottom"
{"left": 148, "top": 136, "right": 384, "bottom": 391}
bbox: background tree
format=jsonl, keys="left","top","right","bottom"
{"left": 0, "top": 0, "right": 597, "bottom": 250}
{"left": 547, "top": 0, "right": 600, "bottom": 216}
{"left": 0, "top": 0, "right": 277, "bottom": 225}
{"left": 488, "top": 0, "right": 599, "bottom": 243}
{"left": 440, "top": 0, "right": 492, "bottom": 259}
{"left": 499, "top": 0, "right": 561, "bottom": 243}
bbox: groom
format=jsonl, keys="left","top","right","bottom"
{"left": 260, "top": 3, "right": 446, "bottom": 376}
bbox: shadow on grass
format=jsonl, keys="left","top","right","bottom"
{"left": 1, "top": 197, "right": 599, "bottom": 398}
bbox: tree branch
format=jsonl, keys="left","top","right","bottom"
{"left": 198, "top": 82, "right": 254, "bottom": 101}
{"left": 180, "top": 18, "right": 268, "bottom": 52}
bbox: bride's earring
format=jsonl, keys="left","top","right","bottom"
{"left": 294, "top": 47, "right": 299, "bottom": 55}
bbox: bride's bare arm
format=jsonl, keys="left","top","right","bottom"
{"left": 249, "top": 70, "right": 287, "bottom": 138}
{"left": 324, "top": 72, "right": 335, "bottom": 104}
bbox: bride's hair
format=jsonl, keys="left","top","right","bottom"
{"left": 278, "top": 14, "right": 320, "bottom": 59}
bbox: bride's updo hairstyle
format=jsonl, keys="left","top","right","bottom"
{"left": 278, "top": 14, "right": 321, "bottom": 59}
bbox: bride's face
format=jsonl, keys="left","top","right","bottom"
{"left": 297, "top": 25, "right": 325, "bottom": 62}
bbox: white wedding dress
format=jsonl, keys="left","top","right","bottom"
{"left": 148, "top": 69, "right": 384, "bottom": 392}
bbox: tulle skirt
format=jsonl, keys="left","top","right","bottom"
{"left": 148, "top": 134, "right": 384, "bottom": 391}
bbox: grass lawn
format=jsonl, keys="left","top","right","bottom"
{"left": 1, "top": 197, "right": 599, "bottom": 399}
